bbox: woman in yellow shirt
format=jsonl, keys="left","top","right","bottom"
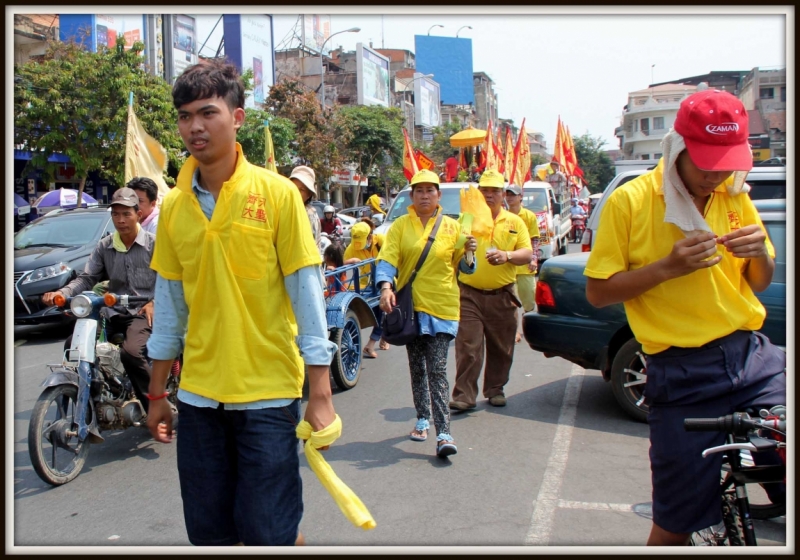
{"left": 377, "top": 170, "right": 477, "bottom": 459}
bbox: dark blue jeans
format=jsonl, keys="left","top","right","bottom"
{"left": 176, "top": 399, "right": 303, "bottom": 546}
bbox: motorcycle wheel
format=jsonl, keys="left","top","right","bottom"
{"left": 28, "top": 384, "right": 91, "bottom": 486}
{"left": 329, "top": 309, "right": 362, "bottom": 390}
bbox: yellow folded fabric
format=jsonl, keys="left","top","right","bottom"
{"left": 296, "top": 415, "right": 376, "bottom": 530}
{"left": 460, "top": 185, "right": 493, "bottom": 240}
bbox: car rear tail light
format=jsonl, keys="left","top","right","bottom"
{"left": 535, "top": 280, "right": 556, "bottom": 312}
{"left": 581, "top": 229, "right": 592, "bottom": 252}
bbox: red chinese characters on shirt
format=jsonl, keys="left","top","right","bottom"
{"left": 242, "top": 193, "right": 267, "bottom": 223}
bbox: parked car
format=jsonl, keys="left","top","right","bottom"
{"left": 523, "top": 200, "right": 786, "bottom": 423}
{"left": 581, "top": 166, "right": 787, "bottom": 252}
{"left": 375, "top": 182, "right": 469, "bottom": 235}
{"left": 338, "top": 206, "right": 373, "bottom": 220}
{"left": 14, "top": 207, "right": 114, "bottom": 326}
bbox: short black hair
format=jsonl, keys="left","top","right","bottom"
{"left": 323, "top": 244, "right": 344, "bottom": 268}
{"left": 172, "top": 59, "right": 245, "bottom": 111}
{"left": 126, "top": 177, "right": 158, "bottom": 203}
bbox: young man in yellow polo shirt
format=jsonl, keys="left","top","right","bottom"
{"left": 504, "top": 183, "right": 541, "bottom": 342}
{"left": 450, "top": 169, "right": 533, "bottom": 410}
{"left": 144, "top": 60, "right": 337, "bottom": 546}
{"left": 585, "top": 90, "right": 785, "bottom": 546}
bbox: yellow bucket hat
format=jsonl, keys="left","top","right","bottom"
{"left": 350, "top": 221, "right": 372, "bottom": 250}
{"left": 478, "top": 169, "right": 505, "bottom": 188}
{"left": 410, "top": 169, "right": 440, "bottom": 187}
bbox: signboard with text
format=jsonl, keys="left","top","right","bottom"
{"left": 357, "top": 43, "right": 391, "bottom": 108}
{"left": 222, "top": 15, "right": 275, "bottom": 109}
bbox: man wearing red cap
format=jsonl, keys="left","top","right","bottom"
{"left": 584, "top": 90, "right": 785, "bottom": 545}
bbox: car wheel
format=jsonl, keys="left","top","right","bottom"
{"left": 610, "top": 338, "right": 649, "bottom": 423}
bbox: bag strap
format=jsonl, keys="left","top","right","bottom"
{"left": 407, "top": 210, "right": 444, "bottom": 286}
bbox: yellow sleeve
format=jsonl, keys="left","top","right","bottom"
{"left": 275, "top": 179, "right": 322, "bottom": 276}
{"left": 524, "top": 210, "right": 540, "bottom": 239}
{"left": 739, "top": 196, "right": 776, "bottom": 259}
{"left": 374, "top": 233, "right": 386, "bottom": 254}
{"left": 150, "top": 194, "right": 183, "bottom": 280}
{"left": 513, "top": 215, "right": 531, "bottom": 250}
{"left": 343, "top": 243, "right": 356, "bottom": 261}
{"left": 584, "top": 189, "right": 632, "bottom": 279}
{"left": 377, "top": 217, "right": 403, "bottom": 269}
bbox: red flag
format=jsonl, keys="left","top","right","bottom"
{"left": 415, "top": 148, "right": 435, "bottom": 171}
{"left": 459, "top": 148, "right": 469, "bottom": 171}
{"left": 565, "top": 125, "right": 585, "bottom": 179}
{"left": 503, "top": 126, "right": 514, "bottom": 182}
{"left": 402, "top": 128, "right": 420, "bottom": 181}
{"left": 482, "top": 120, "right": 500, "bottom": 172}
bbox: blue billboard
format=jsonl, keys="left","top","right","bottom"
{"left": 59, "top": 14, "right": 147, "bottom": 53}
{"left": 414, "top": 35, "right": 474, "bottom": 105}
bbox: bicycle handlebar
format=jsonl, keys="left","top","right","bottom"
{"left": 684, "top": 412, "right": 786, "bottom": 436}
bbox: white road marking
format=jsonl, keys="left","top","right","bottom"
{"left": 525, "top": 363, "right": 585, "bottom": 545}
{"left": 557, "top": 500, "right": 634, "bottom": 512}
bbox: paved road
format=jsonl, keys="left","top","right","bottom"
{"left": 11, "top": 243, "right": 787, "bottom": 548}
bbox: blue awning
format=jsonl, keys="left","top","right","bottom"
{"left": 14, "top": 149, "right": 71, "bottom": 163}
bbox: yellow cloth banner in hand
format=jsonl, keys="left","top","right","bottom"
{"left": 367, "top": 194, "right": 385, "bottom": 215}
{"left": 264, "top": 122, "right": 277, "bottom": 172}
{"left": 460, "top": 185, "right": 493, "bottom": 241}
{"left": 125, "top": 102, "right": 170, "bottom": 204}
{"left": 296, "top": 415, "right": 376, "bottom": 531}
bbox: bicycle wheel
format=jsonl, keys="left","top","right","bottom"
{"left": 721, "top": 492, "right": 745, "bottom": 546}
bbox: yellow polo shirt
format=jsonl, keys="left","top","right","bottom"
{"left": 377, "top": 205, "right": 462, "bottom": 321}
{"left": 344, "top": 233, "right": 385, "bottom": 289}
{"left": 151, "top": 144, "right": 321, "bottom": 402}
{"left": 584, "top": 160, "right": 775, "bottom": 354}
{"left": 514, "top": 207, "right": 540, "bottom": 277}
{"left": 458, "top": 209, "right": 530, "bottom": 290}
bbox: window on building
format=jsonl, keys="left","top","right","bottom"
{"left": 653, "top": 117, "right": 665, "bottom": 130}
{"left": 639, "top": 154, "right": 649, "bottom": 160}
{"left": 760, "top": 87, "right": 774, "bottom": 99}
{"left": 654, "top": 152, "right": 663, "bottom": 159}
{"left": 781, "top": 87, "right": 786, "bottom": 102}
{"left": 640, "top": 118, "right": 650, "bottom": 135}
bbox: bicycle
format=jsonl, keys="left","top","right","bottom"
{"left": 684, "top": 405, "right": 786, "bottom": 546}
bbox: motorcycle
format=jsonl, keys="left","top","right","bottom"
{"left": 571, "top": 217, "right": 586, "bottom": 243}
{"left": 27, "top": 289, "right": 180, "bottom": 486}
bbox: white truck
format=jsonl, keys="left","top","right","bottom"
{"left": 522, "top": 180, "right": 572, "bottom": 264}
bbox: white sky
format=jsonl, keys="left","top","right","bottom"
{"left": 191, "top": 7, "right": 789, "bottom": 150}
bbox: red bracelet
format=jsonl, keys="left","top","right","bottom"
{"left": 146, "top": 391, "right": 170, "bottom": 401}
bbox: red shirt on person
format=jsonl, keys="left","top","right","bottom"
{"left": 445, "top": 156, "right": 459, "bottom": 182}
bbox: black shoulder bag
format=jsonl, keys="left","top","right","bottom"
{"left": 381, "top": 212, "right": 444, "bottom": 346}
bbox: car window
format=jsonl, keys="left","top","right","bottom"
{"left": 747, "top": 180, "right": 786, "bottom": 200}
{"left": 386, "top": 189, "right": 462, "bottom": 221}
{"left": 764, "top": 221, "right": 785, "bottom": 284}
{"left": 14, "top": 212, "right": 110, "bottom": 249}
{"left": 523, "top": 189, "right": 549, "bottom": 212}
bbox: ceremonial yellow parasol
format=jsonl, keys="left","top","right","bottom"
{"left": 449, "top": 126, "right": 486, "bottom": 148}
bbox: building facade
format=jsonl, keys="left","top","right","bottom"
{"left": 473, "top": 71, "right": 498, "bottom": 130}
{"left": 738, "top": 67, "right": 786, "bottom": 159}
{"left": 615, "top": 83, "right": 698, "bottom": 160}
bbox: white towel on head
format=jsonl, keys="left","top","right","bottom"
{"left": 660, "top": 129, "right": 750, "bottom": 238}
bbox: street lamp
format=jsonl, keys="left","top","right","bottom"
{"left": 456, "top": 25, "right": 472, "bottom": 37}
{"left": 427, "top": 24, "right": 444, "bottom": 35}
{"left": 319, "top": 27, "right": 361, "bottom": 109}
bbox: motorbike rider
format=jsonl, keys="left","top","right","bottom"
{"left": 570, "top": 197, "right": 587, "bottom": 219}
{"left": 42, "top": 187, "right": 156, "bottom": 411}
{"left": 320, "top": 205, "right": 343, "bottom": 236}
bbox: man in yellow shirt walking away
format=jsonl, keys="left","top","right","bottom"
{"left": 503, "top": 183, "right": 540, "bottom": 342}
{"left": 450, "top": 170, "right": 533, "bottom": 410}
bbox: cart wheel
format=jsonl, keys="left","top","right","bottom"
{"left": 330, "top": 309, "right": 362, "bottom": 390}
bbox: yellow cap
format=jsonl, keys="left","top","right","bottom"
{"left": 478, "top": 169, "right": 505, "bottom": 188}
{"left": 410, "top": 169, "right": 440, "bottom": 187}
{"left": 350, "top": 221, "right": 372, "bottom": 250}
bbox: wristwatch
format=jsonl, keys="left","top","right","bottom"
{"left": 506, "top": 251, "right": 511, "bottom": 263}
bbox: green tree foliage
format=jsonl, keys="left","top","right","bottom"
{"left": 14, "top": 36, "right": 184, "bottom": 204}
{"left": 573, "top": 133, "right": 616, "bottom": 194}
{"left": 337, "top": 105, "right": 404, "bottom": 206}
{"left": 264, "top": 79, "right": 345, "bottom": 189}
{"left": 237, "top": 110, "right": 295, "bottom": 169}
{"left": 530, "top": 152, "right": 549, "bottom": 168}
{"left": 423, "top": 120, "right": 463, "bottom": 170}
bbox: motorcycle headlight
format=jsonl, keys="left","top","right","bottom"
{"left": 22, "top": 262, "right": 72, "bottom": 284}
{"left": 69, "top": 294, "right": 93, "bottom": 318}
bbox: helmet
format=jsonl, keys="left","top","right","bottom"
{"left": 324, "top": 205, "right": 335, "bottom": 214}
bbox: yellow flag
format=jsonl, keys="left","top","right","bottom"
{"left": 265, "top": 122, "right": 277, "bottom": 172}
{"left": 125, "top": 99, "right": 170, "bottom": 204}
{"left": 460, "top": 185, "right": 493, "bottom": 241}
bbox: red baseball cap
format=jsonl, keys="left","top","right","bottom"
{"left": 674, "top": 89, "right": 752, "bottom": 172}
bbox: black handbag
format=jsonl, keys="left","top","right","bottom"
{"left": 381, "top": 212, "right": 444, "bottom": 346}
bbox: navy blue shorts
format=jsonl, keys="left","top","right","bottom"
{"left": 644, "top": 330, "right": 785, "bottom": 534}
{"left": 176, "top": 399, "right": 303, "bottom": 546}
